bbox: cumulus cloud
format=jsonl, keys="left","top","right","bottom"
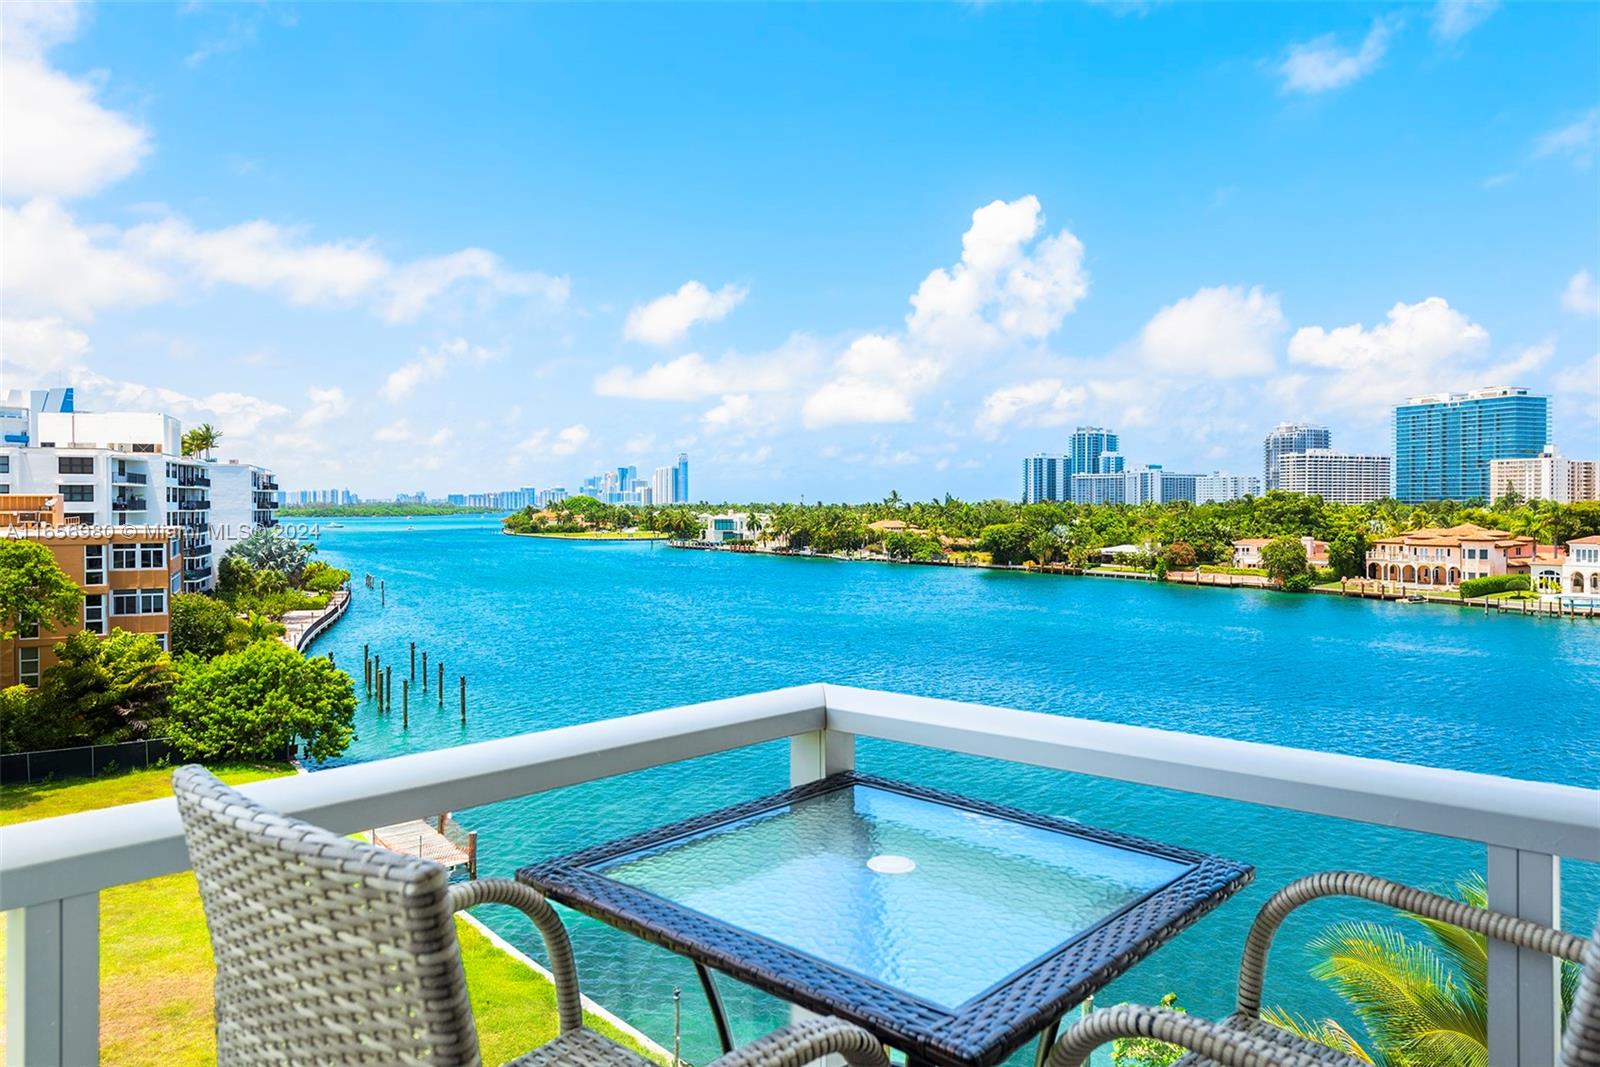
{"left": 380, "top": 337, "right": 498, "bottom": 402}
{"left": 1562, "top": 270, "right": 1599, "bottom": 316}
{"left": 1, "top": 2, "right": 150, "bottom": 201}
{"left": 515, "top": 424, "right": 590, "bottom": 457}
{"left": 802, "top": 334, "right": 940, "bottom": 428}
{"left": 906, "top": 195, "right": 1088, "bottom": 351}
{"left": 72, "top": 371, "right": 290, "bottom": 441}
{"left": 594, "top": 350, "right": 793, "bottom": 401}
{"left": 624, "top": 281, "right": 747, "bottom": 346}
{"left": 1137, "top": 285, "right": 1286, "bottom": 378}
{"left": 1277, "top": 16, "right": 1397, "bottom": 94}
{"left": 974, "top": 379, "right": 1087, "bottom": 437}
{"left": 1430, "top": 0, "right": 1497, "bottom": 42}
{"left": 1535, "top": 108, "right": 1600, "bottom": 168}
{"left": 702, "top": 394, "right": 757, "bottom": 431}
{"left": 297, "top": 386, "right": 348, "bottom": 428}
{"left": 0, "top": 316, "right": 92, "bottom": 375}
{"left": 1554, "top": 354, "right": 1600, "bottom": 423}
{"left": 1286, "top": 297, "right": 1504, "bottom": 414}
{"left": 0, "top": 200, "right": 171, "bottom": 319}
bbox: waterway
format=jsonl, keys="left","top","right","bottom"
{"left": 310, "top": 515, "right": 1599, "bottom": 1061}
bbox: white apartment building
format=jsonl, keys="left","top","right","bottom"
{"left": 651, "top": 465, "right": 675, "bottom": 506}
{"left": 1279, "top": 449, "right": 1392, "bottom": 505}
{"left": 208, "top": 461, "right": 280, "bottom": 579}
{"left": 1194, "top": 472, "right": 1261, "bottom": 504}
{"left": 1488, "top": 447, "right": 1599, "bottom": 503}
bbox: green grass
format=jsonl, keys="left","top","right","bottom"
{"left": 1197, "top": 565, "right": 1268, "bottom": 576}
{"left": 0, "top": 764, "right": 663, "bottom": 1066}
{"left": 506, "top": 529, "right": 667, "bottom": 540}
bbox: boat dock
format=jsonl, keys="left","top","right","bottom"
{"left": 371, "top": 814, "right": 478, "bottom": 877}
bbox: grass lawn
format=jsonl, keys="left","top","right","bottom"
{"left": 1, "top": 764, "right": 661, "bottom": 1066}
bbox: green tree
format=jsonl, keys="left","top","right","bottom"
{"left": 168, "top": 641, "right": 356, "bottom": 762}
{"left": 170, "top": 593, "right": 237, "bottom": 658}
{"left": 0, "top": 540, "right": 81, "bottom": 641}
{"left": 1163, "top": 541, "right": 1198, "bottom": 570}
{"left": 1265, "top": 874, "right": 1579, "bottom": 1067}
{"left": 181, "top": 422, "right": 222, "bottom": 459}
{"left": 1110, "top": 994, "right": 1189, "bottom": 1066}
{"left": 979, "top": 523, "right": 1033, "bottom": 565}
{"left": 31, "top": 630, "right": 176, "bottom": 746}
{"left": 1260, "top": 535, "right": 1311, "bottom": 586}
{"left": 1327, "top": 531, "right": 1368, "bottom": 580}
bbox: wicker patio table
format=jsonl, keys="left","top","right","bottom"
{"left": 518, "top": 773, "right": 1252, "bottom": 1067}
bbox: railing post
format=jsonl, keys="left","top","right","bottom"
{"left": 789, "top": 729, "right": 854, "bottom": 785}
{"left": 1487, "top": 845, "right": 1561, "bottom": 1066}
{"left": 6, "top": 892, "right": 100, "bottom": 1066}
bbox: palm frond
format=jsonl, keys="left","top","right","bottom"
{"left": 1260, "top": 1008, "right": 1378, "bottom": 1063}
{"left": 1306, "top": 921, "right": 1485, "bottom": 1052}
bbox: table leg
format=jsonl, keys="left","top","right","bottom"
{"left": 696, "top": 961, "right": 735, "bottom": 1054}
{"left": 1033, "top": 1017, "right": 1062, "bottom": 1067}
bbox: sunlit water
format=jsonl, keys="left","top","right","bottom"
{"left": 308, "top": 516, "right": 1599, "bottom": 1061}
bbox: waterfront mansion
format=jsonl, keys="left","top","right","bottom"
{"left": 1363, "top": 523, "right": 1541, "bottom": 587}
{"left": 1529, "top": 534, "right": 1600, "bottom": 599}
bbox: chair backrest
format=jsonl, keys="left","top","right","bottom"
{"left": 172, "top": 765, "right": 479, "bottom": 1066}
{"left": 1564, "top": 908, "right": 1600, "bottom": 1066}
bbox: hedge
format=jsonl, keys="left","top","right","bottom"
{"left": 1459, "top": 574, "right": 1530, "bottom": 598}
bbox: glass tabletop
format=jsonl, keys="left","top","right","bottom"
{"left": 587, "top": 782, "right": 1191, "bottom": 1009}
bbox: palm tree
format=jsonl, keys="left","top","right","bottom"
{"left": 1265, "top": 874, "right": 1578, "bottom": 1067}
{"left": 183, "top": 422, "right": 223, "bottom": 459}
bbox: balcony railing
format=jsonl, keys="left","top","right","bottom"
{"left": 113, "top": 473, "right": 148, "bottom": 485}
{"left": 110, "top": 498, "right": 147, "bottom": 512}
{"left": 1, "top": 684, "right": 1594, "bottom": 1066}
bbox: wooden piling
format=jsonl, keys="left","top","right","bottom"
{"left": 364, "top": 649, "right": 371, "bottom": 693}
{"left": 385, "top": 666, "right": 393, "bottom": 713}
{"left": 438, "top": 662, "right": 444, "bottom": 706}
{"left": 467, "top": 830, "right": 478, "bottom": 879}
{"left": 402, "top": 681, "right": 409, "bottom": 729}
{"left": 380, "top": 579, "right": 386, "bottom": 606}
{"left": 328, "top": 652, "right": 335, "bottom": 668}
{"left": 459, "top": 675, "right": 466, "bottom": 724}
{"left": 410, "top": 642, "right": 416, "bottom": 681}
{"left": 422, "top": 651, "right": 428, "bottom": 691}
{"left": 436, "top": 813, "right": 447, "bottom": 834}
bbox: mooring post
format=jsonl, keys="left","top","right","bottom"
{"left": 410, "top": 642, "right": 416, "bottom": 680}
{"left": 421, "top": 651, "right": 428, "bottom": 691}
{"left": 467, "top": 831, "right": 478, "bottom": 879}
{"left": 380, "top": 579, "right": 386, "bottom": 606}
{"left": 385, "top": 666, "right": 392, "bottom": 713}
{"left": 438, "top": 662, "right": 444, "bottom": 705}
{"left": 402, "top": 681, "right": 409, "bottom": 728}
{"left": 459, "top": 675, "right": 466, "bottom": 724}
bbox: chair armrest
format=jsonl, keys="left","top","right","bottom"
{"left": 1048, "top": 1006, "right": 1335, "bottom": 1067}
{"left": 448, "top": 878, "right": 584, "bottom": 1035}
{"left": 706, "top": 1016, "right": 888, "bottom": 1067}
{"left": 1235, "top": 871, "right": 1587, "bottom": 1017}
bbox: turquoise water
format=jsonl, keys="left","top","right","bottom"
{"left": 310, "top": 515, "right": 1599, "bottom": 1060}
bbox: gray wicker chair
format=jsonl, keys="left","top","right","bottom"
{"left": 173, "top": 765, "right": 889, "bottom": 1067}
{"left": 1048, "top": 870, "right": 1600, "bottom": 1067}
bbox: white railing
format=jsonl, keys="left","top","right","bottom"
{"left": 3, "top": 683, "right": 1595, "bottom": 1067}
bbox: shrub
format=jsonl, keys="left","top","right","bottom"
{"left": 1259, "top": 536, "right": 1310, "bottom": 584}
{"left": 21, "top": 630, "right": 176, "bottom": 749}
{"left": 1459, "top": 574, "right": 1531, "bottom": 598}
{"left": 170, "top": 593, "right": 237, "bottom": 658}
{"left": 301, "top": 560, "right": 351, "bottom": 594}
{"left": 1163, "top": 541, "right": 1198, "bottom": 569}
{"left": 168, "top": 641, "right": 356, "bottom": 763}
{"left": 1282, "top": 573, "right": 1314, "bottom": 593}
{"left": 978, "top": 523, "right": 1033, "bottom": 565}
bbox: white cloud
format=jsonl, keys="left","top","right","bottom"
{"left": 380, "top": 337, "right": 498, "bottom": 402}
{"left": 1430, "top": 0, "right": 1497, "bottom": 42}
{"left": 515, "top": 424, "right": 590, "bottom": 457}
{"left": 72, "top": 371, "right": 290, "bottom": 442}
{"left": 1554, "top": 354, "right": 1600, "bottom": 423}
{"left": 125, "top": 216, "right": 388, "bottom": 304}
{"left": 0, "top": 200, "right": 171, "bottom": 319}
{"left": 374, "top": 419, "right": 413, "bottom": 443}
{"left": 1535, "top": 108, "right": 1600, "bottom": 168}
{"left": 0, "top": 316, "right": 91, "bottom": 375}
{"left": 1562, "top": 270, "right": 1599, "bottom": 316}
{"left": 594, "top": 349, "right": 795, "bottom": 401}
{"left": 383, "top": 249, "right": 569, "bottom": 324}
{"left": 1278, "top": 16, "right": 1396, "bottom": 94}
{"left": 1, "top": 3, "right": 150, "bottom": 201}
{"left": 1137, "top": 285, "right": 1286, "bottom": 378}
{"left": 974, "top": 379, "right": 1087, "bottom": 437}
{"left": 1287, "top": 296, "right": 1498, "bottom": 414}
{"left": 702, "top": 394, "right": 757, "bottom": 431}
{"left": 297, "top": 386, "right": 348, "bottom": 428}
{"left": 906, "top": 195, "right": 1088, "bottom": 351}
{"left": 802, "top": 334, "right": 940, "bottom": 428}
{"left": 624, "top": 281, "right": 747, "bottom": 346}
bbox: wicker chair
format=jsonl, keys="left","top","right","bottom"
{"left": 1048, "top": 871, "right": 1600, "bottom": 1067}
{"left": 173, "top": 766, "right": 889, "bottom": 1067}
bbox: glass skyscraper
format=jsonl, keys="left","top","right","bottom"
{"left": 1392, "top": 387, "right": 1548, "bottom": 503}
{"left": 675, "top": 452, "right": 690, "bottom": 503}
{"left": 1262, "top": 422, "right": 1332, "bottom": 491}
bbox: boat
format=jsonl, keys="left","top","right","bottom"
{"left": 328, "top": 522, "right": 345, "bottom": 528}
{"left": 1404, "top": 594, "right": 1426, "bottom": 603}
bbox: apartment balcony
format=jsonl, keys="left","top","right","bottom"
{"left": 1, "top": 685, "right": 1593, "bottom": 1067}
{"left": 110, "top": 497, "right": 148, "bottom": 512}
{"left": 112, "top": 472, "right": 148, "bottom": 486}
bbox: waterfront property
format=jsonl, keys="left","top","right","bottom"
{"left": 1278, "top": 448, "right": 1392, "bottom": 505}
{"left": 1, "top": 494, "right": 180, "bottom": 686}
{"left": 699, "top": 510, "right": 766, "bottom": 542}
{"left": 1261, "top": 421, "right": 1331, "bottom": 492}
{"left": 1392, "top": 386, "right": 1549, "bottom": 503}
{"left": 1561, "top": 535, "right": 1600, "bottom": 598}
{"left": 1231, "top": 535, "right": 1328, "bottom": 570}
{"left": 1363, "top": 521, "right": 1542, "bottom": 587}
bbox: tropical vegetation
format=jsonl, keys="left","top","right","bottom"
{"left": 179, "top": 422, "right": 222, "bottom": 459}
{"left": 0, "top": 538, "right": 83, "bottom": 640}
{"left": 166, "top": 639, "right": 356, "bottom": 762}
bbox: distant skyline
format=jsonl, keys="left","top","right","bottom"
{"left": 2, "top": 1, "right": 1597, "bottom": 501}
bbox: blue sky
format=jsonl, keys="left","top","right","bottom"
{"left": 2, "top": 1, "right": 1597, "bottom": 502}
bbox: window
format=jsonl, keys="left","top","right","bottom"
{"left": 58, "top": 456, "right": 94, "bottom": 474}
{"left": 83, "top": 545, "right": 105, "bottom": 584}
{"left": 18, "top": 616, "right": 38, "bottom": 639}
{"left": 59, "top": 484, "right": 95, "bottom": 502}
{"left": 0, "top": 455, "right": 9, "bottom": 473}
{"left": 170, "top": 572, "right": 181, "bottom": 594}
{"left": 153, "top": 633, "right": 168, "bottom": 651}
{"left": 83, "top": 593, "right": 106, "bottom": 634}
{"left": 17, "top": 648, "right": 40, "bottom": 687}
{"left": 140, "top": 588, "right": 166, "bottom": 615}
{"left": 68, "top": 512, "right": 94, "bottom": 525}
{"left": 112, "top": 589, "right": 139, "bottom": 616}
{"left": 169, "top": 536, "right": 180, "bottom": 557}
{"left": 112, "top": 544, "right": 139, "bottom": 569}
{"left": 140, "top": 542, "right": 165, "bottom": 569}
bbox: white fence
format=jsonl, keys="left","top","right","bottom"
{"left": 3, "top": 683, "right": 1595, "bottom": 1066}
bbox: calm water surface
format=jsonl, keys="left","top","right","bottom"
{"left": 309, "top": 516, "right": 1599, "bottom": 1060}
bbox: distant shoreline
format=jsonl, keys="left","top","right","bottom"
{"left": 502, "top": 530, "right": 668, "bottom": 542}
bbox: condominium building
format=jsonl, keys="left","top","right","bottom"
{"left": 208, "top": 461, "right": 280, "bottom": 579}
{"left": 1363, "top": 523, "right": 1539, "bottom": 587}
{"left": 1020, "top": 428, "right": 1125, "bottom": 503}
{"left": 1069, "top": 427, "right": 1122, "bottom": 480}
{"left": 1072, "top": 464, "right": 1197, "bottom": 506}
{"left": 1, "top": 494, "right": 181, "bottom": 687}
{"left": 1279, "top": 449, "right": 1393, "bottom": 505}
{"left": 1022, "top": 453, "right": 1071, "bottom": 504}
{"left": 1393, "top": 387, "right": 1548, "bottom": 503}
{"left": 1262, "top": 422, "right": 1331, "bottom": 491}
{"left": 1488, "top": 447, "right": 1600, "bottom": 503}
{"left": 676, "top": 452, "right": 690, "bottom": 503}
{"left": 1193, "top": 472, "right": 1261, "bottom": 504}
